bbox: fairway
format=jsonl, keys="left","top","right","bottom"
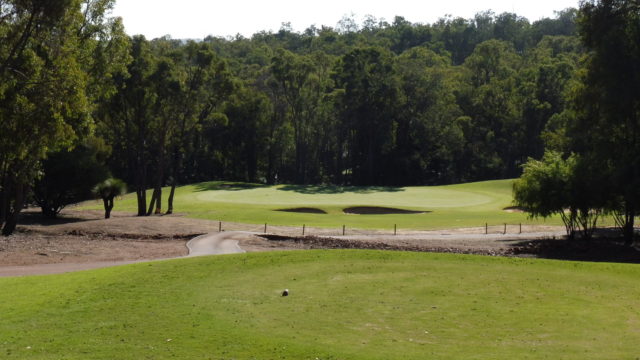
{"left": 1, "top": 251, "right": 638, "bottom": 359}
{"left": 89, "top": 179, "right": 563, "bottom": 230}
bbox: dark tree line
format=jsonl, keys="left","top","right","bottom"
{"left": 2, "top": 3, "right": 587, "bottom": 234}
{"left": 515, "top": 0, "right": 640, "bottom": 244}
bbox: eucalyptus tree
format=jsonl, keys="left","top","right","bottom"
{"left": 394, "top": 47, "right": 464, "bottom": 184}
{"left": 568, "top": 0, "right": 640, "bottom": 244}
{"left": 270, "top": 48, "right": 318, "bottom": 183}
{"left": 0, "top": 0, "right": 127, "bottom": 235}
{"left": 101, "top": 35, "right": 155, "bottom": 216}
{"left": 164, "top": 41, "right": 235, "bottom": 214}
{"left": 333, "top": 47, "right": 401, "bottom": 185}
{"left": 459, "top": 39, "right": 523, "bottom": 180}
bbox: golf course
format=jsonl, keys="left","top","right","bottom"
{"left": 2, "top": 250, "right": 639, "bottom": 359}
{"left": 86, "top": 179, "right": 562, "bottom": 230}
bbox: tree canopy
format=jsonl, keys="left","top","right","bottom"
{"left": 1, "top": 5, "right": 593, "bottom": 234}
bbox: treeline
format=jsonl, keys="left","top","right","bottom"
{"left": 515, "top": 0, "right": 640, "bottom": 245}
{"left": 103, "top": 9, "right": 581, "bottom": 194}
{"left": 1, "top": 0, "right": 583, "bottom": 234}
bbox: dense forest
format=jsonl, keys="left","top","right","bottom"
{"left": 1, "top": 0, "right": 637, "bottom": 238}
{"left": 98, "top": 8, "right": 581, "bottom": 198}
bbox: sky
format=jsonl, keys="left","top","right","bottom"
{"left": 111, "top": 0, "right": 580, "bottom": 40}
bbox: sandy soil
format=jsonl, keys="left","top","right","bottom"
{"left": 1, "top": 207, "right": 637, "bottom": 277}
{"left": 0, "top": 208, "right": 304, "bottom": 270}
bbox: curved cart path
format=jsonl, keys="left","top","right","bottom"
{"left": 0, "top": 231, "right": 250, "bottom": 277}
{"left": 186, "top": 231, "right": 247, "bottom": 257}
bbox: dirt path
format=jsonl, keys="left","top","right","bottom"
{"left": 0, "top": 231, "right": 258, "bottom": 277}
{"left": 10, "top": 208, "right": 629, "bottom": 278}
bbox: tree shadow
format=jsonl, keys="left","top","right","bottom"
{"left": 18, "top": 211, "right": 89, "bottom": 226}
{"left": 277, "top": 184, "right": 404, "bottom": 194}
{"left": 193, "top": 181, "right": 268, "bottom": 192}
{"left": 507, "top": 236, "right": 640, "bottom": 263}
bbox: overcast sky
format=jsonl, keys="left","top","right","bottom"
{"left": 111, "top": 0, "right": 580, "bottom": 40}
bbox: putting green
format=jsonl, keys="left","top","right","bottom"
{"left": 195, "top": 186, "right": 492, "bottom": 207}
{"left": 1, "top": 251, "right": 638, "bottom": 359}
{"left": 85, "top": 179, "right": 564, "bottom": 229}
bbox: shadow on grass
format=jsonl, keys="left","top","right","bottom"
{"left": 193, "top": 181, "right": 268, "bottom": 192}
{"left": 278, "top": 184, "right": 404, "bottom": 194}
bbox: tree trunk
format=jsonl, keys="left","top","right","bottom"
{"left": 2, "top": 181, "right": 25, "bottom": 236}
{"left": 623, "top": 204, "right": 635, "bottom": 246}
{"left": 154, "top": 186, "right": 162, "bottom": 215}
{"left": 166, "top": 183, "right": 176, "bottom": 215}
{"left": 103, "top": 197, "right": 114, "bottom": 219}
{"left": 136, "top": 189, "right": 146, "bottom": 216}
{"left": 146, "top": 188, "right": 158, "bottom": 216}
{"left": 0, "top": 174, "right": 9, "bottom": 226}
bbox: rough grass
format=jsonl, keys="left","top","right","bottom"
{"left": 85, "top": 179, "right": 565, "bottom": 230}
{"left": 1, "top": 250, "right": 639, "bottom": 359}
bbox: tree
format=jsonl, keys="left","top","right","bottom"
{"left": 394, "top": 47, "right": 464, "bottom": 184}
{"left": 333, "top": 47, "right": 400, "bottom": 185}
{"left": 513, "top": 151, "right": 603, "bottom": 239}
{"left": 33, "top": 138, "right": 111, "bottom": 218}
{"left": 93, "top": 178, "right": 127, "bottom": 219}
{"left": 164, "top": 41, "right": 235, "bottom": 214}
{"left": 101, "top": 35, "right": 155, "bottom": 216}
{"left": 0, "top": 0, "right": 126, "bottom": 235}
{"left": 270, "top": 49, "right": 318, "bottom": 183}
{"left": 568, "top": 0, "right": 640, "bottom": 244}
{"left": 458, "top": 40, "right": 524, "bottom": 180}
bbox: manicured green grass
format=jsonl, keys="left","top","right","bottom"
{"left": 1, "top": 251, "right": 639, "bottom": 359}
{"left": 86, "top": 179, "right": 564, "bottom": 229}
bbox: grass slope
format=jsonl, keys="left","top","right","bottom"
{"left": 87, "top": 179, "right": 562, "bottom": 230}
{"left": 1, "top": 251, "right": 638, "bottom": 359}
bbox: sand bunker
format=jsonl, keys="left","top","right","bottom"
{"left": 276, "top": 207, "right": 328, "bottom": 214}
{"left": 504, "top": 206, "right": 527, "bottom": 213}
{"left": 343, "top": 206, "right": 428, "bottom": 215}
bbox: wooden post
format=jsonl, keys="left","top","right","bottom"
{"left": 485, "top": 223, "right": 488, "bottom": 234}
{"left": 219, "top": 221, "right": 222, "bottom": 232}
{"left": 503, "top": 223, "right": 507, "bottom": 235}
{"left": 342, "top": 225, "right": 345, "bottom": 236}
{"left": 303, "top": 224, "right": 305, "bottom": 236}
{"left": 264, "top": 223, "right": 267, "bottom": 233}
{"left": 394, "top": 224, "right": 397, "bottom": 236}
{"left": 519, "top": 223, "right": 522, "bottom": 234}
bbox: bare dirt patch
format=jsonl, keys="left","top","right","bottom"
{"left": 276, "top": 207, "right": 327, "bottom": 214}
{"left": 3, "top": 207, "right": 636, "bottom": 277}
{"left": 504, "top": 206, "right": 527, "bottom": 213}
{"left": 0, "top": 208, "right": 298, "bottom": 270}
{"left": 343, "top": 206, "right": 428, "bottom": 215}
{"left": 260, "top": 233, "right": 640, "bottom": 263}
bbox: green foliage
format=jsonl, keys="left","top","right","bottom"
{"left": 569, "top": 0, "right": 640, "bottom": 242}
{"left": 2, "top": 6, "right": 587, "bottom": 230}
{"left": 2, "top": 251, "right": 639, "bottom": 359}
{"left": 33, "top": 138, "right": 111, "bottom": 218}
{"left": 93, "top": 177, "right": 126, "bottom": 219}
{"left": 0, "top": 0, "right": 128, "bottom": 235}
{"left": 514, "top": 151, "right": 605, "bottom": 239}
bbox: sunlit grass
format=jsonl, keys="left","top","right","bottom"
{"left": 2, "top": 250, "right": 638, "bottom": 359}
{"left": 84, "top": 179, "right": 566, "bottom": 230}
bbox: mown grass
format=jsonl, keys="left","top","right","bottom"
{"left": 85, "top": 179, "right": 565, "bottom": 230}
{"left": 1, "top": 250, "right": 639, "bottom": 359}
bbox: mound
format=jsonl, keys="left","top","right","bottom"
{"left": 343, "top": 206, "right": 428, "bottom": 215}
{"left": 276, "top": 207, "right": 327, "bottom": 214}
